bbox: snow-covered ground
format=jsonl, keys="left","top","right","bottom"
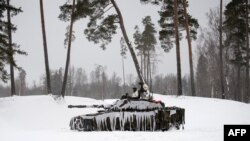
{"left": 0, "top": 94, "right": 250, "bottom": 141}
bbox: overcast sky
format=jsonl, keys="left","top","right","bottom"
{"left": 5, "top": 0, "right": 228, "bottom": 86}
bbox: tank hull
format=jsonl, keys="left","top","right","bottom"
{"left": 70, "top": 106, "right": 185, "bottom": 131}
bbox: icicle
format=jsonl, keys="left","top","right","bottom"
{"left": 136, "top": 112, "right": 139, "bottom": 131}
{"left": 140, "top": 115, "right": 142, "bottom": 130}
{"left": 98, "top": 119, "right": 101, "bottom": 131}
{"left": 142, "top": 114, "right": 144, "bottom": 130}
{"left": 146, "top": 115, "right": 150, "bottom": 130}
{"left": 119, "top": 112, "right": 123, "bottom": 131}
{"left": 144, "top": 115, "right": 146, "bottom": 131}
{"left": 103, "top": 119, "right": 106, "bottom": 130}
{"left": 114, "top": 116, "right": 117, "bottom": 131}
{"left": 153, "top": 112, "right": 156, "bottom": 131}
{"left": 110, "top": 116, "right": 113, "bottom": 131}
{"left": 99, "top": 120, "right": 102, "bottom": 131}
{"left": 149, "top": 115, "right": 152, "bottom": 131}
{"left": 122, "top": 112, "right": 126, "bottom": 131}
{"left": 129, "top": 115, "right": 132, "bottom": 131}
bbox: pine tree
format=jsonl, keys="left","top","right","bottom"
{"left": 133, "top": 16, "right": 157, "bottom": 86}
{"left": 245, "top": 0, "right": 249, "bottom": 102}
{"left": 141, "top": 16, "right": 157, "bottom": 84}
{"left": 173, "top": 0, "right": 182, "bottom": 96}
{"left": 183, "top": 0, "right": 196, "bottom": 96}
{"left": 133, "top": 26, "right": 144, "bottom": 77}
{"left": 0, "top": 0, "right": 26, "bottom": 89}
{"left": 219, "top": 0, "right": 225, "bottom": 99}
{"left": 157, "top": 0, "right": 199, "bottom": 51}
{"left": 6, "top": 0, "right": 15, "bottom": 95}
{"left": 224, "top": 0, "right": 249, "bottom": 66}
{"left": 39, "top": 0, "right": 52, "bottom": 94}
{"left": 224, "top": 0, "right": 250, "bottom": 101}
{"left": 61, "top": 0, "right": 76, "bottom": 97}
{"left": 140, "top": 0, "right": 199, "bottom": 96}
{"left": 120, "top": 37, "right": 127, "bottom": 94}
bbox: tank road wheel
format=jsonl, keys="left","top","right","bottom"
{"left": 70, "top": 116, "right": 85, "bottom": 131}
{"left": 175, "top": 123, "right": 180, "bottom": 130}
{"left": 161, "top": 122, "right": 170, "bottom": 131}
{"left": 76, "top": 117, "right": 85, "bottom": 131}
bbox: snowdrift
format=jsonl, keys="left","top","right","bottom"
{"left": 0, "top": 94, "right": 250, "bottom": 141}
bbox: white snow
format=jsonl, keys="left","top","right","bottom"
{"left": 111, "top": 99, "right": 163, "bottom": 110}
{"left": 0, "top": 94, "right": 250, "bottom": 141}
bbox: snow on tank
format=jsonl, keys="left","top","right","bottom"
{"left": 109, "top": 99, "right": 164, "bottom": 111}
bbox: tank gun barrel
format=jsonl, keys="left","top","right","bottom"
{"left": 68, "top": 104, "right": 110, "bottom": 109}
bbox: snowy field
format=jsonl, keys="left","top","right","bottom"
{"left": 0, "top": 94, "right": 250, "bottom": 141}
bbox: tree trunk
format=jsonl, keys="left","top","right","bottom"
{"left": 147, "top": 50, "right": 149, "bottom": 86}
{"left": 149, "top": 58, "right": 153, "bottom": 92}
{"left": 110, "top": 0, "right": 145, "bottom": 84}
{"left": 148, "top": 50, "right": 153, "bottom": 92}
{"left": 225, "top": 63, "right": 230, "bottom": 98}
{"left": 236, "top": 66, "right": 241, "bottom": 101}
{"left": 219, "top": 0, "right": 225, "bottom": 99}
{"left": 183, "top": 0, "right": 195, "bottom": 96}
{"left": 143, "top": 48, "right": 147, "bottom": 82}
{"left": 7, "top": 0, "right": 16, "bottom": 96}
{"left": 102, "top": 72, "right": 106, "bottom": 100}
{"left": 69, "top": 66, "right": 73, "bottom": 96}
{"left": 141, "top": 51, "right": 143, "bottom": 77}
{"left": 140, "top": 50, "right": 144, "bottom": 77}
{"left": 122, "top": 57, "right": 126, "bottom": 94}
{"left": 173, "top": 0, "right": 182, "bottom": 96}
{"left": 61, "top": 0, "right": 76, "bottom": 97}
{"left": 245, "top": 0, "right": 249, "bottom": 102}
{"left": 39, "top": 0, "right": 52, "bottom": 94}
{"left": 147, "top": 50, "right": 150, "bottom": 84}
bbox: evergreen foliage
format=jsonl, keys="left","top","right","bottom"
{"left": 142, "top": 16, "right": 157, "bottom": 51}
{"left": 120, "top": 37, "right": 127, "bottom": 58}
{"left": 133, "top": 16, "right": 157, "bottom": 84}
{"left": 224, "top": 0, "right": 250, "bottom": 66}
{"left": 59, "top": 0, "right": 144, "bottom": 83}
{"left": 140, "top": 0, "right": 199, "bottom": 52}
{"left": 0, "top": 0, "right": 26, "bottom": 83}
{"left": 139, "top": 0, "right": 199, "bottom": 96}
{"left": 223, "top": 0, "right": 250, "bottom": 102}
{"left": 158, "top": 0, "right": 199, "bottom": 52}
{"left": 133, "top": 25, "right": 143, "bottom": 51}
{"left": 60, "top": 0, "right": 76, "bottom": 97}
{"left": 59, "top": 0, "right": 117, "bottom": 49}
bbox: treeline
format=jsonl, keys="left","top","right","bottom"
{"left": 0, "top": 66, "right": 192, "bottom": 99}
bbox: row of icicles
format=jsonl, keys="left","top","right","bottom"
{"left": 95, "top": 111, "right": 157, "bottom": 131}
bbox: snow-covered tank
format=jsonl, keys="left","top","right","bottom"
{"left": 69, "top": 98, "right": 185, "bottom": 131}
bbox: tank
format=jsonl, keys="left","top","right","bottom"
{"left": 69, "top": 98, "right": 185, "bottom": 131}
